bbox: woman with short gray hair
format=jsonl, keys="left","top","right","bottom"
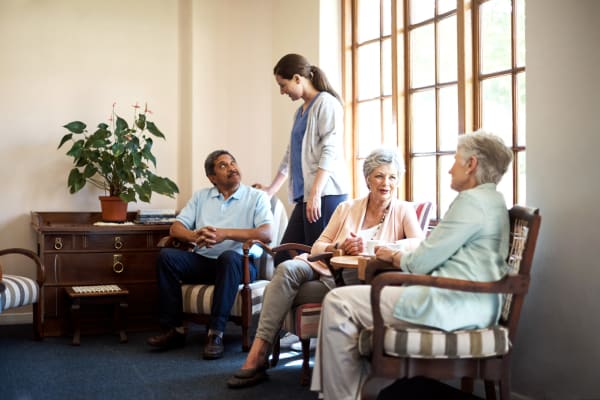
{"left": 363, "top": 147, "right": 405, "bottom": 182}
{"left": 457, "top": 130, "right": 513, "bottom": 186}
{"left": 228, "top": 147, "right": 425, "bottom": 389}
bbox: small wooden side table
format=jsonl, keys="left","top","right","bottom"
{"left": 330, "top": 255, "right": 373, "bottom": 282}
{"left": 65, "top": 285, "right": 129, "bottom": 346}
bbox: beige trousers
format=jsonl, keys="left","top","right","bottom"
{"left": 310, "top": 284, "right": 417, "bottom": 400}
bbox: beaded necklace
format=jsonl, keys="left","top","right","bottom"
{"left": 368, "top": 202, "right": 391, "bottom": 240}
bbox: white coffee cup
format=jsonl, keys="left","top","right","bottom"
{"left": 386, "top": 239, "right": 412, "bottom": 252}
{"left": 385, "top": 242, "right": 404, "bottom": 251}
{"left": 366, "top": 239, "right": 382, "bottom": 255}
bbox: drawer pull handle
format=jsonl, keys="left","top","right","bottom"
{"left": 114, "top": 237, "right": 123, "bottom": 249}
{"left": 113, "top": 254, "right": 124, "bottom": 274}
{"left": 54, "top": 237, "right": 63, "bottom": 250}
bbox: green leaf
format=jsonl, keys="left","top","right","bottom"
{"left": 149, "top": 175, "right": 179, "bottom": 197}
{"left": 119, "top": 189, "right": 136, "bottom": 203}
{"left": 91, "top": 127, "right": 111, "bottom": 141}
{"left": 146, "top": 121, "right": 165, "bottom": 139}
{"left": 136, "top": 181, "right": 152, "bottom": 203}
{"left": 83, "top": 164, "right": 97, "bottom": 179}
{"left": 67, "top": 168, "right": 86, "bottom": 193}
{"left": 112, "top": 142, "right": 125, "bottom": 157}
{"left": 97, "top": 122, "right": 109, "bottom": 130}
{"left": 66, "top": 140, "right": 85, "bottom": 159}
{"left": 57, "top": 133, "right": 73, "bottom": 149}
{"left": 115, "top": 116, "right": 128, "bottom": 135}
{"left": 136, "top": 114, "right": 146, "bottom": 131}
{"left": 63, "top": 121, "right": 86, "bottom": 134}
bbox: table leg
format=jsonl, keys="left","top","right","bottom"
{"left": 117, "top": 300, "right": 128, "bottom": 343}
{"left": 71, "top": 299, "right": 81, "bottom": 346}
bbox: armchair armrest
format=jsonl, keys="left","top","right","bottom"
{"left": 309, "top": 249, "right": 349, "bottom": 286}
{"left": 242, "top": 240, "right": 312, "bottom": 259}
{"left": 0, "top": 248, "right": 46, "bottom": 285}
{"left": 370, "top": 270, "right": 530, "bottom": 297}
{"left": 362, "top": 258, "right": 400, "bottom": 283}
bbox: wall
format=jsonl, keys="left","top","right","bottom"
{"left": 0, "top": 0, "right": 180, "bottom": 250}
{"left": 0, "top": 0, "right": 332, "bottom": 321}
{"left": 513, "top": 0, "right": 600, "bottom": 399}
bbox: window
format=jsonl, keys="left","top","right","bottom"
{"left": 343, "top": 0, "right": 525, "bottom": 220}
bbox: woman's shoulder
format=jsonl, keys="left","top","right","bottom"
{"left": 313, "top": 91, "right": 341, "bottom": 109}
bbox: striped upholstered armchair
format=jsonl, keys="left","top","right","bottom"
{"left": 359, "top": 205, "right": 542, "bottom": 400}
{"left": 157, "top": 196, "right": 288, "bottom": 351}
{"left": 0, "top": 248, "right": 45, "bottom": 339}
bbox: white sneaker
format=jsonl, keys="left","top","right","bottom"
{"left": 279, "top": 332, "right": 300, "bottom": 348}
{"left": 290, "top": 338, "right": 317, "bottom": 352}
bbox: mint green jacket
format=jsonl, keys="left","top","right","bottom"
{"left": 397, "top": 183, "right": 510, "bottom": 331}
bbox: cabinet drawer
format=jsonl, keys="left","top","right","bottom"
{"left": 43, "top": 232, "right": 165, "bottom": 251}
{"left": 45, "top": 252, "right": 158, "bottom": 284}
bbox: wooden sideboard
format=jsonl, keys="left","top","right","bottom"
{"left": 31, "top": 211, "right": 170, "bottom": 337}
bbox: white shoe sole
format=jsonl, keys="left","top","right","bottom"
{"left": 290, "top": 338, "right": 317, "bottom": 352}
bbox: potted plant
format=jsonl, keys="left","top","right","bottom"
{"left": 58, "top": 102, "right": 179, "bottom": 222}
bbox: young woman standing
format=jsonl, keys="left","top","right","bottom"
{"left": 254, "top": 53, "right": 349, "bottom": 261}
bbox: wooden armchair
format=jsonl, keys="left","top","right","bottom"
{"left": 358, "top": 205, "right": 542, "bottom": 400}
{"left": 157, "top": 196, "right": 288, "bottom": 351}
{"left": 0, "top": 248, "right": 45, "bottom": 339}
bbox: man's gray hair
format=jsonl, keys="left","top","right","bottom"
{"left": 363, "top": 147, "right": 405, "bottom": 179}
{"left": 457, "top": 130, "right": 513, "bottom": 185}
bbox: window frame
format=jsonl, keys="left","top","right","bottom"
{"left": 342, "top": 0, "right": 525, "bottom": 220}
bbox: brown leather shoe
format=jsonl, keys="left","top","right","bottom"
{"left": 203, "top": 334, "right": 224, "bottom": 360}
{"left": 147, "top": 329, "right": 186, "bottom": 349}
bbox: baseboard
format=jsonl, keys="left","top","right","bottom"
{"left": 0, "top": 311, "right": 32, "bottom": 325}
{"left": 511, "top": 392, "right": 535, "bottom": 400}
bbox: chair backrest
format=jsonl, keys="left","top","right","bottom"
{"left": 257, "top": 196, "right": 289, "bottom": 280}
{"left": 500, "top": 205, "right": 541, "bottom": 339}
{"left": 269, "top": 196, "right": 288, "bottom": 247}
{"left": 412, "top": 201, "right": 433, "bottom": 232}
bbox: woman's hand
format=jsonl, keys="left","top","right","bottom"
{"left": 339, "top": 232, "right": 364, "bottom": 256}
{"left": 375, "top": 246, "right": 403, "bottom": 268}
{"left": 305, "top": 194, "right": 322, "bottom": 223}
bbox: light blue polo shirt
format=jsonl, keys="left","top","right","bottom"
{"left": 176, "top": 184, "right": 273, "bottom": 259}
{"left": 397, "top": 183, "right": 510, "bottom": 331}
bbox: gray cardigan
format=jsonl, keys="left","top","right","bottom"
{"left": 277, "top": 92, "right": 349, "bottom": 203}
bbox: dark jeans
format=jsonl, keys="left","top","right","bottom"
{"left": 156, "top": 247, "right": 257, "bottom": 332}
{"left": 274, "top": 194, "right": 348, "bottom": 265}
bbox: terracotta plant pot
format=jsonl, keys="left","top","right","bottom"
{"left": 99, "top": 196, "right": 128, "bottom": 222}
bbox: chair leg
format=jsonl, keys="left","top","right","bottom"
{"left": 241, "top": 327, "right": 250, "bottom": 351}
{"left": 33, "top": 301, "right": 43, "bottom": 341}
{"left": 300, "top": 338, "right": 311, "bottom": 386}
{"left": 271, "top": 336, "right": 281, "bottom": 367}
{"left": 461, "top": 377, "right": 474, "bottom": 393}
{"left": 484, "top": 380, "right": 497, "bottom": 400}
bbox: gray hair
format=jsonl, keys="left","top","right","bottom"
{"left": 457, "top": 131, "right": 513, "bottom": 185}
{"left": 363, "top": 147, "right": 405, "bottom": 179}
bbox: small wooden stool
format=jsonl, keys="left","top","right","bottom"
{"left": 65, "top": 285, "right": 129, "bottom": 346}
